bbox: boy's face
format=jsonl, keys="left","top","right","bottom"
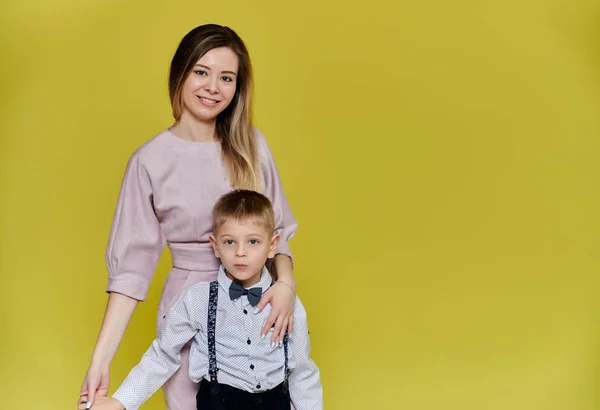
{"left": 209, "top": 217, "right": 279, "bottom": 288}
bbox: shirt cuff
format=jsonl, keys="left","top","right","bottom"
{"left": 111, "top": 391, "right": 138, "bottom": 410}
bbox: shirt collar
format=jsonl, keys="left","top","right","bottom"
{"left": 217, "top": 264, "right": 272, "bottom": 295}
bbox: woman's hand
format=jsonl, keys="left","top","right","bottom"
{"left": 77, "top": 293, "right": 138, "bottom": 409}
{"left": 78, "top": 362, "right": 110, "bottom": 409}
{"left": 255, "top": 280, "right": 296, "bottom": 344}
{"left": 78, "top": 396, "right": 124, "bottom": 410}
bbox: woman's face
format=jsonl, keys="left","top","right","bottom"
{"left": 180, "top": 47, "right": 239, "bottom": 123}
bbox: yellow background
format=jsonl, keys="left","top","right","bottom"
{"left": 1, "top": 0, "right": 599, "bottom": 409}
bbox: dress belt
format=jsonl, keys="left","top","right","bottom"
{"left": 168, "top": 242, "right": 220, "bottom": 271}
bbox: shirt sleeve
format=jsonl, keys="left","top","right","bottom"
{"left": 255, "top": 129, "right": 298, "bottom": 264}
{"left": 112, "top": 284, "right": 205, "bottom": 410}
{"left": 288, "top": 298, "right": 323, "bottom": 410}
{"left": 105, "top": 152, "right": 166, "bottom": 301}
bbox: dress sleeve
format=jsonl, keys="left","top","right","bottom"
{"left": 105, "top": 152, "right": 166, "bottom": 301}
{"left": 256, "top": 130, "right": 298, "bottom": 264}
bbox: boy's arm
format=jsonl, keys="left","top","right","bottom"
{"left": 111, "top": 284, "right": 206, "bottom": 410}
{"left": 78, "top": 396, "right": 123, "bottom": 410}
{"left": 288, "top": 299, "right": 323, "bottom": 410}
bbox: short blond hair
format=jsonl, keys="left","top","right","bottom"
{"left": 212, "top": 190, "right": 275, "bottom": 235}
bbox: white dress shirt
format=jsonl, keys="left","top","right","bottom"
{"left": 112, "top": 265, "right": 322, "bottom": 410}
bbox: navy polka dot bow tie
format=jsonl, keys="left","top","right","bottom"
{"left": 229, "top": 280, "right": 263, "bottom": 306}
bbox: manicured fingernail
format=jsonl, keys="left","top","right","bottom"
{"left": 261, "top": 334, "right": 265, "bottom": 340}
{"left": 253, "top": 307, "right": 259, "bottom": 314}
{"left": 86, "top": 402, "right": 92, "bottom": 409}
{"left": 271, "top": 342, "right": 275, "bottom": 347}
{"left": 278, "top": 340, "right": 282, "bottom": 347}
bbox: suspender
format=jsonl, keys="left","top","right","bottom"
{"left": 207, "top": 280, "right": 289, "bottom": 396}
{"left": 207, "top": 281, "right": 219, "bottom": 395}
{"left": 282, "top": 333, "right": 290, "bottom": 394}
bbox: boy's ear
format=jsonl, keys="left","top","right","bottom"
{"left": 268, "top": 233, "right": 280, "bottom": 258}
{"left": 209, "top": 235, "right": 220, "bottom": 258}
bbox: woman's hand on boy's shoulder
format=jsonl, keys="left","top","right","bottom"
{"left": 77, "top": 396, "right": 125, "bottom": 410}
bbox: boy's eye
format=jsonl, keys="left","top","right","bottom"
{"left": 224, "top": 240, "right": 234, "bottom": 245}
{"left": 249, "top": 239, "right": 258, "bottom": 245}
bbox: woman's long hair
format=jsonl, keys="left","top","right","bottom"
{"left": 169, "top": 24, "right": 259, "bottom": 190}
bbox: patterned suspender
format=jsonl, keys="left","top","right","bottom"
{"left": 207, "top": 281, "right": 219, "bottom": 395}
{"left": 282, "top": 332, "right": 290, "bottom": 394}
{"left": 207, "top": 280, "right": 290, "bottom": 396}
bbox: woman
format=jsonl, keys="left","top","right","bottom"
{"left": 78, "top": 24, "right": 298, "bottom": 410}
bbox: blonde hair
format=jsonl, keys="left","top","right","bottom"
{"left": 169, "top": 24, "right": 260, "bottom": 190}
{"left": 212, "top": 189, "right": 275, "bottom": 235}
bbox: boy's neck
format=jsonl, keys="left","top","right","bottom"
{"left": 225, "top": 269, "right": 263, "bottom": 288}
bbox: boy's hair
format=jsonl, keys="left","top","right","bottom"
{"left": 212, "top": 190, "right": 275, "bottom": 235}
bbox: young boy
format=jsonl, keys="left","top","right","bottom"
{"left": 81, "top": 190, "right": 322, "bottom": 410}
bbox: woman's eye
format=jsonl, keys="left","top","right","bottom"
{"left": 195, "top": 70, "right": 207, "bottom": 76}
{"left": 221, "top": 76, "right": 233, "bottom": 82}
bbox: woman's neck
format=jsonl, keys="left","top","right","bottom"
{"left": 170, "top": 114, "right": 218, "bottom": 142}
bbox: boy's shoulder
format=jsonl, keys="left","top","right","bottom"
{"left": 293, "top": 295, "right": 308, "bottom": 319}
{"left": 185, "top": 280, "right": 213, "bottom": 294}
{"left": 177, "top": 281, "right": 213, "bottom": 306}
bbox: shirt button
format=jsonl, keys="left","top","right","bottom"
{"left": 243, "top": 309, "right": 248, "bottom": 314}
{"left": 256, "top": 384, "right": 261, "bottom": 389}
{"left": 247, "top": 338, "right": 251, "bottom": 345}
{"left": 250, "top": 364, "right": 254, "bottom": 370}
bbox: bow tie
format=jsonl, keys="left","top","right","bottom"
{"left": 229, "top": 280, "right": 263, "bottom": 307}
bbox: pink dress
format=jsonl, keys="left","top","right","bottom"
{"left": 105, "top": 128, "right": 297, "bottom": 410}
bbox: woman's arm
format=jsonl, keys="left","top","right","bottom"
{"left": 273, "top": 253, "right": 297, "bottom": 337}
{"left": 90, "top": 293, "right": 139, "bottom": 367}
{"left": 274, "top": 253, "right": 296, "bottom": 291}
{"left": 80, "top": 151, "right": 166, "bottom": 409}
{"left": 253, "top": 130, "right": 300, "bottom": 345}
{"left": 256, "top": 254, "right": 297, "bottom": 344}
{"left": 79, "top": 293, "right": 138, "bottom": 408}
